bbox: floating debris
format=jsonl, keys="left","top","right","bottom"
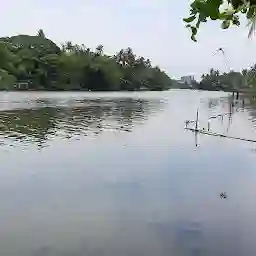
{"left": 220, "top": 192, "right": 227, "bottom": 199}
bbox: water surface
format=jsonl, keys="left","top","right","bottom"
{"left": 1, "top": 90, "right": 256, "bottom": 256}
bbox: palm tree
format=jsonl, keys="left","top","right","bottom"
{"left": 95, "top": 44, "right": 103, "bottom": 55}
{"left": 65, "top": 41, "right": 73, "bottom": 53}
{"left": 125, "top": 47, "right": 135, "bottom": 67}
{"left": 73, "top": 44, "right": 81, "bottom": 54}
{"left": 80, "top": 44, "right": 86, "bottom": 53}
{"left": 145, "top": 59, "right": 151, "bottom": 68}
{"left": 247, "top": 6, "right": 256, "bottom": 38}
{"left": 242, "top": 69, "right": 248, "bottom": 77}
{"left": 115, "top": 49, "right": 125, "bottom": 66}
{"left": 61, "top": 43, "right": 66, "bottom": 52}
{"left": 135, "top": 57, "right": 145, "bottom": 68}
{"left": 37, "top": 29, "right": 46, "bottom": 38}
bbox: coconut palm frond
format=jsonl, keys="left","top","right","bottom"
{"left": 247, "top": 7, "right": 256, "bottom": 38}
{"left": 248, "top": 18, "right": 256, "bottom": 38}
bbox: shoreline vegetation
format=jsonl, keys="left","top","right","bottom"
{"left": 0, "top": 30, "right": 172, "bottom": 92}
{"left": 1, "top": 30, "right": 256, "bottom": 93}
{"left": 189, "top": 67, "right": 256, "bottom": 93}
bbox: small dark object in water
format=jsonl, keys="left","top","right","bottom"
{"left": 220, "top": 192, "right": 227, "bottom": 199}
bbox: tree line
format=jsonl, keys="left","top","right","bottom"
{"left": 195, "top": 64, "right": 256, "bottom": 91}
{"left": 0, "top": 30, "right": 173, "bottom": 91}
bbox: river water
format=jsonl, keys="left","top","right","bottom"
{"left": 0, "top": 90, "right": 256, "bottom": 256}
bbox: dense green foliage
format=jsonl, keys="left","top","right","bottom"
{"left": 184, "top": 0, "right": 256, "bottom": 41}
{"left": 196, "top": 65, "right": 256, "bottom": 91}
{"left": 198, "top": 69, "right": 244, "bottom": 90}
{"left": 0, "top": 30, "right": 172, "bottom": 91}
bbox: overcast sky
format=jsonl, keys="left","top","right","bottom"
{"left": 1, "top": 0, "right": 256, "bottom": 79}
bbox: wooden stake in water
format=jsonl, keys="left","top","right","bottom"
{"left": 195, "top": 108, "right": 199, "bottom": 131}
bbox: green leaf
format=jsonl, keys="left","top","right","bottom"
{"left": 221, "top": 20, "right": 231, "bottom": 29}
{"left": 209, "top": 10, "right": 219, "bottom": 20}
{"left": 198, "top": 13, "right": 207, "bottom": 22}
{"left": 183, "top": 16, "right": 197, "bottom": 23}
{"left": 219, "top": 12, "right": 233, "bottom": 21}
{"left": 232, "top": 17, "right": 240, "bottom": 26}
{"left": 191, "top": 26, "right": 198, "bottom": 35}
{"left": 206, "top": 0, "right": 222, "bottom": 19}
{"left": 191, "top": 34, "right": 197, "bottom": 42}
{"left": 247, "top": 7, "right": 255, "bottom": 19}
{"left": 196, "top": 19, "right": 201, "bottom": 28}
{"left": 231, "top": 0, "right": 243, "bottom": 9}
{"left": 210, "top": 0, "right": 222, "bottom": 7}
{"left": 241, "top": 5, "right": 248, "bottom": 14}
{"left": 235, "top": 2, "right": 248, "bottom": 13}
{"left": 232, "top": 15, "right": 240, "bottom": 23}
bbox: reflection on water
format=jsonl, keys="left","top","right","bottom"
{"left": 198, "top": 94, "right": 256, "bottom": 138}
{"left": 1, "top": 91, "right": 256, "bottom": 256}
{"left": 0, "top": 94, "right": 166, "bottom": 148}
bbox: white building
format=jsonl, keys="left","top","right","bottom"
{"left": 180, "top": 75, "right": 195, "bottom": 84}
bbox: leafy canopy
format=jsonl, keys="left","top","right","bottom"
{"left": 0, "top": 31, "right": 173, "bottom": 91}
{"left": 184, "top": 0, "right": 256, "bottom": 41}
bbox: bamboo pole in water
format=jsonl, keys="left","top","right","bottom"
{"left": 185, "top": 127, "right": 256, "bottom": 143}
{"left": 195, "top": 108, "right": 199, "bottom": 131}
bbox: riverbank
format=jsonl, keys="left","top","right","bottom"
{"left": 0, "top": 33, "right": 172, "bottom": 92}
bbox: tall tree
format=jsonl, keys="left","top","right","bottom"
{"left": 0, "top": 33, "right": 173, "bottom": 91}
{"left": 65, "top": 41, "right": 73, "bottom": 53}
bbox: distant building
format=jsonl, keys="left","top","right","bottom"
{"left": 175, "top": 75, "right": 196, "bottom": 89}
{"left": 180, "top": 75, "right": 195, "bottom": 84}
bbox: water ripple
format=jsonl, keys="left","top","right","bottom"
{"left": 0, "top": 94, "right": 166, "bottom": 148}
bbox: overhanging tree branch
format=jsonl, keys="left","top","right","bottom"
{"left": 184, "top": 0, "right": 256, "bottom": 41}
